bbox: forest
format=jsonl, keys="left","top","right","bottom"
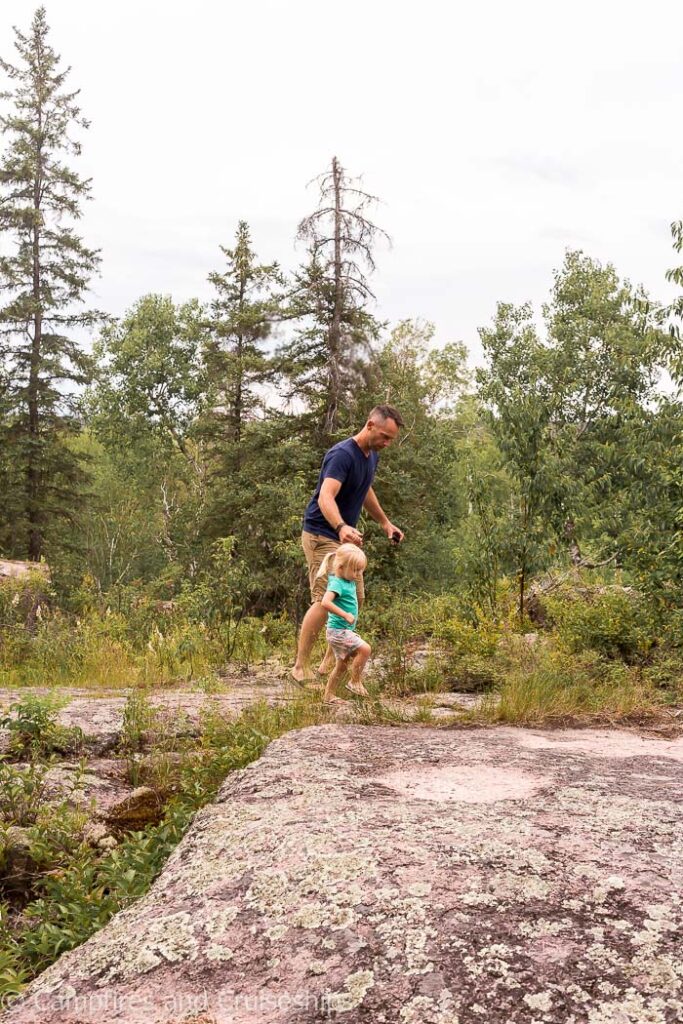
{"left": 1, "top": 6, "right": 682, "bottom": 710}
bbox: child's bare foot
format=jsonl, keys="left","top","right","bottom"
{"left": 324, "top": 694, "right": 350, "bottom": 706}
{"left": 345, "top": 681, "right": 370, "bottom": 698}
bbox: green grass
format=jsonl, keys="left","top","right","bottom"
{"left": 466, "top": 647, "right": 669, "bottom": 726}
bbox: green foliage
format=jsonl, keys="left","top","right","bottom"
{"left": 0, "top": 762, "right": 49, "bottom": 826}
{"left": 0, "top": 915, "right": 29, "bottom": 1002}
{"left": 664, "top": 218, "right": 683, "bottom": 361}
{"left": 91, "top": 295, "right": 207, "bottom": 455}
{"left": 433, "top": 613, "right": 503, "bottom": 692}
{"left": 546, "top": 589, "right": 657, "bottom": 663}
{"left": 0, "top": 696, "right": 83, "bottom": 759}
{"left": 119, "top": 692, "right": 156, "bottom": 755}
{"left": 476, "top": 252, "right": 671, "bottom": 619}
{"left": 0, "top": 571, "right": 52, "bottom": 628}
{"left": 354, "top": 320, "right": 470, "bottom": 593}
{"left": 477, "top": 301, "right": 566, "bottom": 619}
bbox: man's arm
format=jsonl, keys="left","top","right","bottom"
{"left": 363, "top": 487, "right": 405, "bottom": 543}
{"left": 319, "top": 478, "right": 363, "bottom": 546}
{"left": 362, "top": 487, "right": 390, "bottom": 528}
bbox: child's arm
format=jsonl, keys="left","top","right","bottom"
{"left": 321, "top": 589, "right": 354, "bottom": 624}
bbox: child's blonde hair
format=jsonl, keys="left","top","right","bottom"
{"left": 316, "top": 543, "right": 367, "bottom": 582}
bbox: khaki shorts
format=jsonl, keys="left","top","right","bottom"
{"left": 301, "top": 531, "right": 365, "bottom": 603}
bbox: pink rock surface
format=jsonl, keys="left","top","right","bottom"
{"left": 2, "top": 724, "right": 683, "bottom": 1024}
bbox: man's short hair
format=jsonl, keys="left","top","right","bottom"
{"left": 368, "top": 404, "right": 404, "bottom": 428}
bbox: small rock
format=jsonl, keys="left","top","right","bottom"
{"left": 0, "top": 825, "right": 38, "bottom": 895}
{"left": 103, "top": 786, "right": 164, "bottom": 831}
{"left": 82, "top": 821, "right": 118, "bottom": 850}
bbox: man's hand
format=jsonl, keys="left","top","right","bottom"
{"left": 339, "top": 525, "right": 363, "bottom": 546}
{"left": 383, "top": 521, "right": 405, "bottom": 544}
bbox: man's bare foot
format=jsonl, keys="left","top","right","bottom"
{"left": 290, "top": 665, "right": 314, "bottom": 686}
{"left": 317, "top": 656, "right": 335, "bottom": 676}
{"left": 346, "top": 681, "right": 370, "bottom": 697}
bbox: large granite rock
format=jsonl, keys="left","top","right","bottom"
{"left": 2, "top": 724, "right": 682, "bottom": 1023}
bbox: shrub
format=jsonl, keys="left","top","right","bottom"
{"left": 0, "top": 697, "right": 84, "bottom": 760}
{"left": 0, "top": 764, "right": 50, "bottom": 827}
{"left": 0, "top": 571, "right": 51, "bottom": 632}
{"left": 0, "top": 919, "right": 28, "bottom": 1003}
{"left": 433, "top": 613, "right": 503, "bottom": 692}
{"left": 546, "top": 589, "right": 657, "bottom": 662}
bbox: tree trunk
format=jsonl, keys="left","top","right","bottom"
{"left": 234, "top": 263, "right": 246, "bottom": 469}
{"left": 27, "top": 118, "right": 43, "bottom": 561}
{"left": 518, "top": 565, "right": 526, "bottom": 625}
{"left": 324, "top": 156, "right": 343, "bottom": 436}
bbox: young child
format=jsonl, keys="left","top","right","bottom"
{"left": 317, "top": 543, "right": 372, "bottom": 706}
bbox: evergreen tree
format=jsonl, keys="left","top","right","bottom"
{"left": 200, "top": 222, "right": 285, "bottom": 546}
{"left": 280, "top": 156, "right": 388, "bottom": 437}
{"left": 204, "top": 221, "right": 283, "bottom": 466}
{"left": 0, "top": 7, "right": 101, "bottom": 560}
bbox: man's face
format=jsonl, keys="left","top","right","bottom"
{"left": 366, "top": 416, "right": 399, "bottom": 450}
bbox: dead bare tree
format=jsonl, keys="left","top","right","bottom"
{"left": 292, "top": 156, "right": 390, "bottom": 436}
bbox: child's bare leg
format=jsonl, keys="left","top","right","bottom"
{"left": 347, "top": 641, "right": 371, "bottom": 696}
{"left": 323, "top": 657, "right": 350, "bottom": 702}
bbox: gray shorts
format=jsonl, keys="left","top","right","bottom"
{"left": 326, "top": 627, "right": 364, "bottom": 660}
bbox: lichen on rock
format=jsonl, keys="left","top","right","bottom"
{"left": 4, "top": 723, "right": 683, "bottom": 1024}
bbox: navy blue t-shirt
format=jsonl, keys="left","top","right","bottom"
{"left": 303, "top": 438, "right": 379, "bottom": 541}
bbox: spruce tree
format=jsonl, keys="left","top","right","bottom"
{"left": 281, "top": 156, "right": 388, "bottom": 438}
{"left": 0, "top": 7, "right": 101, "bottom": 560}
{"left": 204, "top": 221, "right": 283, "bottom": 463}
{"left": 200, "top": 221, "right": 284, "bottom": 547}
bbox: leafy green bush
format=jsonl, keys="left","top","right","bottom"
{"left": 659, "top": 608, "right": 683, "bottom": 650}
{"left": 119, "top": 692, "right": 156, "bottom": 755}
{"left": 0, "top": 571, "right": 51, "bottom": 629}
{"left": 432, "top": 613, "right": 503, "bottom": 692}
{"left": 257, "top": 612, "right": 296, "bottom": 652}
{"left": 0, "top": 918, "right": 28, "bottom": 1003}
{"left": 0, "top": 697, "right": 84, "bottom": 759}
{"left": 434, "top": 614, "right": 501, "bottom": 659}
{"left": 546, "top": 589, "right": 656, "bottom": 662}
{"left": 0, "top": 763, "right": 50, "bottom": 827}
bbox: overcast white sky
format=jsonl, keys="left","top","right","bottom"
{"left": 2, "top": 0, "right": 683, "bottom": 365}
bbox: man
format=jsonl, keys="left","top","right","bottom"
{"left": 291, "top": 405, "right": 405, "bottom": 683}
